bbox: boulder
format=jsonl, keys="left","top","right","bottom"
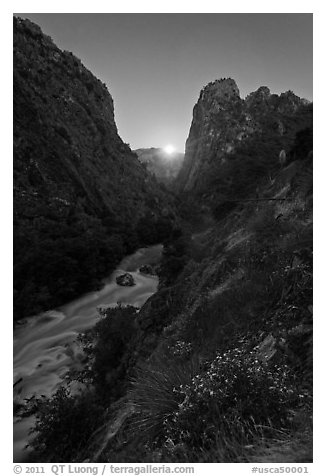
{"left": 139, "top": 264, "right": 156, "bottom": 275}
{"left": 116, "top": 273, "right": 135, "bottom": 287}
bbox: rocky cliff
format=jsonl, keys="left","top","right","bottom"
{"left": 134, "top": 148, "right": 184, "bottom": 186}
{"left": 13, "top": 17, "right": 175, "bottom": 320}
{"left": 177, "top": 78, "right": 312, "bottom": 200}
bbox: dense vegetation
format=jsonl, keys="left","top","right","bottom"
{"left": 209, "top": 105, "right": 312, "bottom": 205}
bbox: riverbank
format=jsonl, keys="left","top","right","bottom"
{"left": 13, "top": 245, "right": 163, "bottom": 462}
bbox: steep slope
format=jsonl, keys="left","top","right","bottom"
{"left": 134, "top": 148, "right": 184, "bottom": 186}
{"left": 29, "top": 81, "right": 313, "bottom": 463}
{"left": 177, "top": 78, "right": 312, "bottom": 204}
{"left": 13, "top": 17, "right": 175, "bottom": 320}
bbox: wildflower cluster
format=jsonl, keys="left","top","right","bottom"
{"left": 169, "top": 340, "right": 193, "bottom": 357}
{"left": 162, "top": 346, "right": 298, "bottom": 447}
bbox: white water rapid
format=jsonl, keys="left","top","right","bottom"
{"left": 13, "top": 245, "right": 162, "bottom": 462}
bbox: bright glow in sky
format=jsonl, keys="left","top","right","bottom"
{"left": 164, "top": 145, "right": 176, "bottom": 155}
{"left": 15, "top": 13, "right": 312, "bottom": 153}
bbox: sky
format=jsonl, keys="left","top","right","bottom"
{"left": 15, "top": 13, "right": 312, "bottom": 152}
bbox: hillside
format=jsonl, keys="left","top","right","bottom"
{"left": 28, "top": 78, "right": 313, "bottom": 463}
{"left": 13, "top": 18, "right": 176, "bottom": 320}
{"left": 134, "top": 148, "right": 184, "bottom": 186}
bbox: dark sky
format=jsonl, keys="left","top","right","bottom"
{"left": 15, "top": 13, "right": 313, "bottom": 152}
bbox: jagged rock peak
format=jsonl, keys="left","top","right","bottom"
{"left": 279, "top": 90, "right": 304, "bottom": 104}
{"left": 256, "top": 86, "right": 271, "bottom": 96}
{"left": 245, "top": 85, "right": 271, "bottom": 100}
{"left": 199, "top": 78, "right": 240, "bottom": 101}
{"left": 245, "top": 86, "right": 309, "bottom": 112}
{"left": 177, "top": 76, "right": 312, "bottom": 195}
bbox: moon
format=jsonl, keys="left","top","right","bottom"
{"left": 163, "top": 144, "right": 176, "bottom": 155}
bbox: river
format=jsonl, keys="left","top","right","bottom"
{"left": 13, "top": 244, "right": 163, "bottom": 462}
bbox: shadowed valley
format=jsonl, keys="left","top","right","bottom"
{"left": 13, "top": 17, "right": 313, "bottom": 465}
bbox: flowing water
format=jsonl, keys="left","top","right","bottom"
{"left": 13, "top": 244, "right": 163, "bottom": 462}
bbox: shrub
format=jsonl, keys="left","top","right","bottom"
{"left": 290, "top": 127, "right": 313, "bottom": 162}
{"left": 30, "top": 387, "right": 105, "bottom": 462}
{"left": 159, "top": 229, "right": 190, "bottom": 284}
{"left": 160, "top": 347, "right": 299, "bottom": 453}
{"left": 86, "top": 81, "right": 94, "bottom": 93}
{"left": 81, "top": 305, "right": 138, "bottom": 399}
{"left": 124, "top": 345, "right": 303, "bottom": 461}
{"left": 128, "top": 357, "right": 199, "bottom": 443}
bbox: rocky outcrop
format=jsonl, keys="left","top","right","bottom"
{"left": 176, "top": 78, "right": 312, "bottom": 197}
{"left": 14, "top": 17, "right": 170, "bottom": 221}
{"left": 139, "top": 264, "right": 156, "bottom": 275}
{"left": 177, "top": 78, "right": 242, "bottom": 193}
{"left": 116, "top": 273, "right": 135, "bottom": 286}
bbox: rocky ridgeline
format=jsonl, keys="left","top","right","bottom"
{"left": 177, "top": 78, "right": 311, "bottom": 195}
{"left": 14, "top": 17, "right": 170, "bottom": 220}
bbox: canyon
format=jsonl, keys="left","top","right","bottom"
{"left": 13, "top": 17, "right": 313, "bottom": 464}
